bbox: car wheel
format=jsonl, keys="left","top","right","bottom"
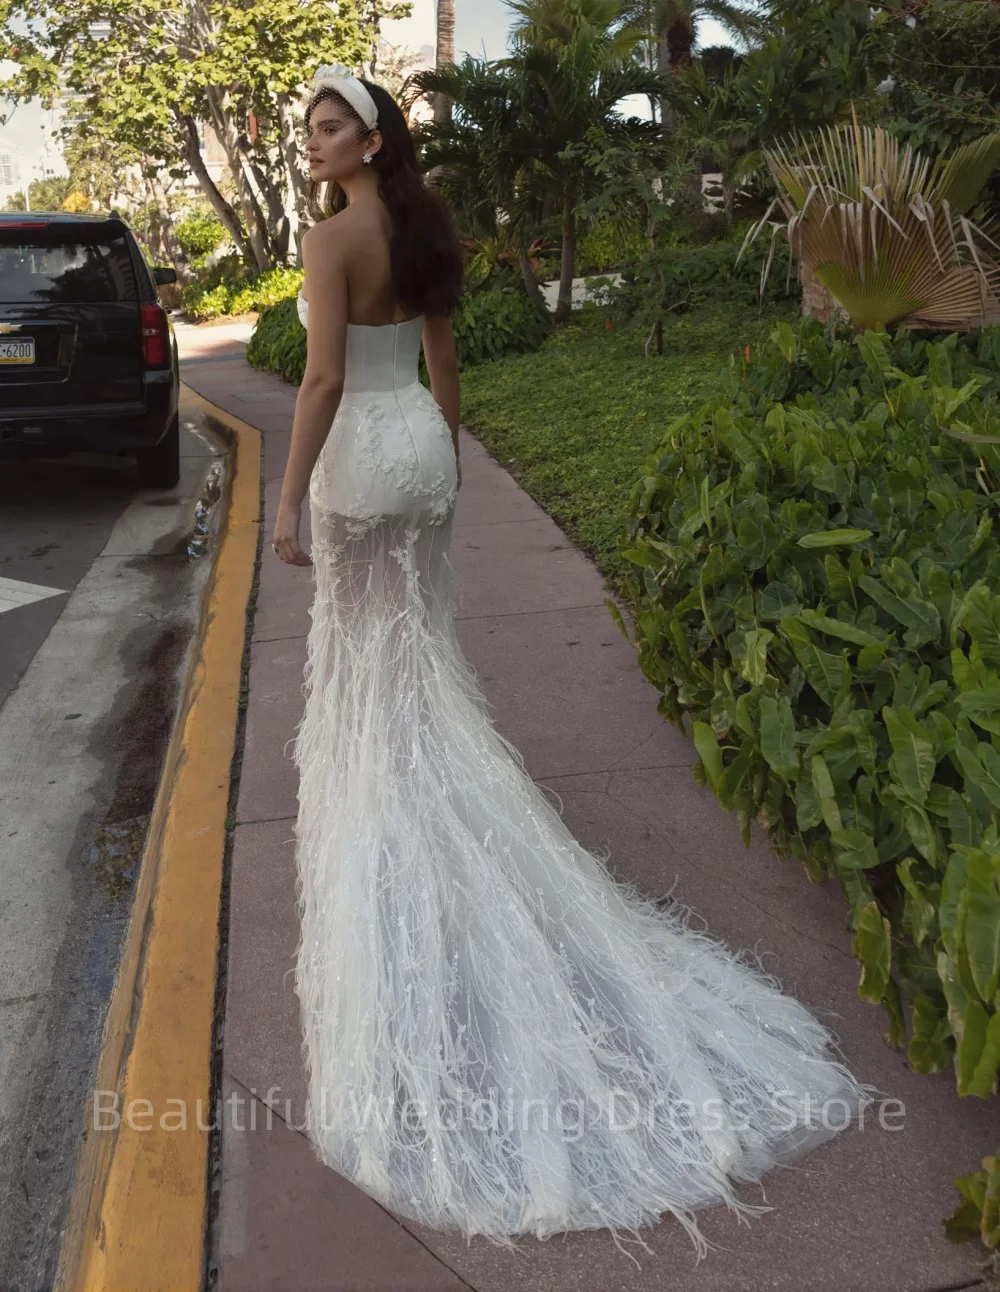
{"left": 136, "top": 410, "right": 180, "bottom": 489}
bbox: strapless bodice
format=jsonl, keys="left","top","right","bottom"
{"left": 297, "top": 289, "right": 424, "bottom": 392}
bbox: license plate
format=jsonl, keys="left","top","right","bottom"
{"left": 0, "top": 337, "right": 34, "bottom": 364}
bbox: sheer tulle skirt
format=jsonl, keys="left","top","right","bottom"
{"left": 291, "top": 393, "right": 882, "bottom": 1262}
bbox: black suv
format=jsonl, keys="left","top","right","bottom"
{"left": 0, "top": 211, "right": 181, "bottom": 488}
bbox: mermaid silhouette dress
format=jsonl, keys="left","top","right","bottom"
{"left": 290, "top": 288, "right": 878, "bottom": 1259}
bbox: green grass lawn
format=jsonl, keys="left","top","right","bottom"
{"left": 458, "top": 299, "right": 798, "bottom": 596}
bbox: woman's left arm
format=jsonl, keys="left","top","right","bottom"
{"left": 272, "top": 222, "right": 348, "bottom": 567}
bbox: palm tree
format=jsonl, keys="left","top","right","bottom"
{"left": 620, "top": 0, "right": 764, "bottom": 128}
{"left": 665, "top": 59, "right": 760, "bottom": 231}
{"left": 433, "top": 0, "right": 457, "bottom": 124}
{"left": 412, "top": 0, "right": 670, "bottom": 321}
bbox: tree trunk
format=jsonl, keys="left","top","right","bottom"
{"left": 519, "top": 254, "right": 544, "bottom": 304}
{"left": 666, "top": 19, "right": 694, "bottom": 70}
{"left": 433, "top": 0, "right": 456, "bottom": 123}
{"left": 146, "top": 168, "right": 198, "bottom": 283}
{"left": 646, "top": 199, "right": 664, "bottom": 351}
{"left": 204, "top": 87, "right": 271, "bottom": 272}
{"left": 657, "top": 20, "right": 695, "bottom": 134}
{"left": 800, "top": 261, "right": 844, "bottom": 324}
{"left": 722, "top": 170, "right": 735, "bottom": 233}
{"left": 275, "top": 95, "right": 310, "bottom": 212}
{"left": 276, "top": 92, "right": 311, "bottom": 266}
{"left": 232, "top": 134, "right": 280, "bottom": 266}
{"left": 657, "top": 32, "right": 673, "bottom": 136}
{"left": 179, "top": 116, "right": 254, "bottom": 262}
{"left": 237, "top": 131, "right": 289, "bottom": 262}
{"left": 555, "top": 192, "right": 576, "bottom": 324}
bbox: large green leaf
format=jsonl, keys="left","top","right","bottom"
{"left": 758, "top": 581, "right": 802, "bottom": 621}
{"left": 907, "top": 992, "right": 952, "bottom": 1074}
{"left": 860, "top": 576, "right": 942, "bottom": 639}
{"left": 961, "top": 850, "right": 1000, "bottom": 1002}
{"left": 811, "top": 754, "right": 843, "bottom": 833}
{"left": 797, "top": 528, "right": 872, "bottom": 549}
{"left": 693, "top": 722, "right": 723, "bottom": 797}
{"left": 740, "top": 629, "right": 774, "bottom": 686}
{"left": 957, "top": 744, "right": 1000, "bottom": 812}
{"left": 883, "top": 705, "right": 936, "bottom": 806}
{"left": 784, "top": 620, "right": 848, "bottom": 706}
{"left": 832, "top": 827, "right": 881, "bottom": 870}
{"left": 956, "top": 689, "right": 1000, "bottom": 737}
{"left": 759, "top": 694, "right": 798, "bottom": 781}
{"left": 797, "top": 609, "right": 885, "bottom": 649}
{"left": 898, "top": 857, "right": 940, "bottom": 948}
{"left": 853, "top": 900, "right": 892, "bottom": 1005}
{"left": 940, "top": 850, "right": 970, "bottom": 953}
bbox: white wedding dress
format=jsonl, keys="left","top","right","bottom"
{"left": 291, "top": 288, "right": 880, "bottom": 1261}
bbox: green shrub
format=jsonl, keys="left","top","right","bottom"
{"left": 175, "top": 209, "right": 227, "bottom": 269}
{"left": 183, "top": 265, "right": 304, "bottom": 321}
{"left": 451, "top": 288, "right": 551, "bottom": 369}
{"left": 616, "top": 316, "right": 1000, "bottom": 1095}
{"left": 574, "top": 221, "right": 646, "bottom": 276}
{"left": 611, "top": 234, "right": 797, "bottom": 332}
{"left": 246, "top": 295, "right": 306, "bottom": 384}
{"left": 247, "top": 284, "right": 552, "bottom": 384}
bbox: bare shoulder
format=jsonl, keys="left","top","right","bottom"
{"left": 301, "top": 214, "right": 350, "bottom": 266}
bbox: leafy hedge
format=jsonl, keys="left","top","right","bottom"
{"left": 450, "top": 288, "right": 551, "bottom": 368}
{"left": 183, "top": 264, "right": 304, "bottom": 321}
{"left": 174, "top": 208, "right": 227, "bottom": 270}
{"left": 609, "top": 233, "right": 798, "bottom": 331}
{"left": 246, "top": 285, "right": 552, "bottom": 384}
{"left": 574, "top": 219, "right": 646, "bottom": 276}
{"left": 245, "top": 295, "right": 306, "bottom": 383}
{"left": 614, "top": 317, "right": 1000, "bottom": 1102}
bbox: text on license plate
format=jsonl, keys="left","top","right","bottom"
{"left": 0, "top": 338, "right": 35, "bottom": 364}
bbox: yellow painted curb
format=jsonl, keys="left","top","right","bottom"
{"left": 56, "top": 385, "right": 262, "bottom": 1292}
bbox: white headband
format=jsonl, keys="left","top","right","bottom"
{"left": 309, "top": 63, "right": 378, "bottom": 132}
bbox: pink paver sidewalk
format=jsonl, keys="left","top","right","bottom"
{"left": 174, "top": 317, "right": 993, "bottom": 1292}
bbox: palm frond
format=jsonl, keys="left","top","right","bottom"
{"left": 743, "top": 109, "right": 1000, "bottom": 332}
{"left": 929, "top": 131, "right": 1000, "bottom": 217}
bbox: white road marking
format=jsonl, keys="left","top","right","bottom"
{"left": 0, "top": 576, "right": 67, "bottom": 615}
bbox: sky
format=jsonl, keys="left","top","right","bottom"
{"left": 0, "top": 1, "right": 733, "bottom": 180}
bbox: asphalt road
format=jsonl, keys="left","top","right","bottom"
{"left": 0, "top": 400, "right": 227, "bottom": 1291}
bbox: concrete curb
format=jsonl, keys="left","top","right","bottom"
{"left": 55, "top": 385, "right": 261, "bottom": 1292}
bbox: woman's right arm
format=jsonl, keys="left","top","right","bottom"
{"left": 422, "top": 313, "right": 461, "bottom": 485}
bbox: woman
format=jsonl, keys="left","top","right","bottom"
{"left": 272, "top": 64, "right": 880, "bottom": 1262}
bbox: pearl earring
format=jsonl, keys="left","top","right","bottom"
{"left": 362, "top": 153, "right": 372, "bottom": 165}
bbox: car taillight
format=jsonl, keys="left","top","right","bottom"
{"left": 140, "top": 302, "right": 169, "bottom": 368}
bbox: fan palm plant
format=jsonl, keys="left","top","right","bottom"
{"left": 740, "top": 107, "right": 1000, "bottom": 333}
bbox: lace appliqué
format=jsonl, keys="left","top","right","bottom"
{"left": 407, "top": 385, "right": 459, "bottom": 525}
{"left": 309, "top": 390, "right": 457, "bottom": 553}
{"left": 407, "top": 381, "right": 443, "bottom": 419}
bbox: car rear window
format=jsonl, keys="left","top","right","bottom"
{"left": 0, "top": 225, "right": 138, "bottom": 303}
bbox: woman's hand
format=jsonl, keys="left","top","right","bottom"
{"left": 272, "top": 499, "right": 313, "bottom": 567}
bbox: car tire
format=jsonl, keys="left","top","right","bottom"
{"left": 136, "top": 410, "right": 180, "bottom": 489}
